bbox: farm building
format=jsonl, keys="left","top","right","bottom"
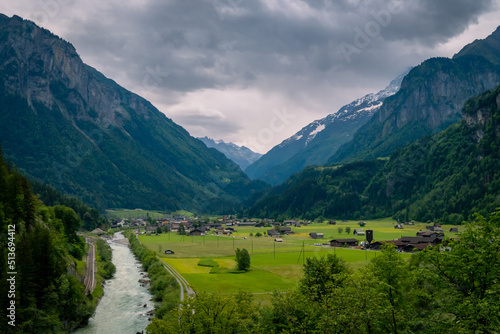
{"left": 449, "top": 227, "right": 459, "bottom": 232}
{"left": 330, "top": 239, "right": 359, "bottom": 247}
{"left": 353, "top": 229, "right": 365, "bottom": 236}
{"left": 267, "top": 230, "right": 279, "bottom": 237}
{"left": 309, "top": 232, "right": 324, "bottom": 239}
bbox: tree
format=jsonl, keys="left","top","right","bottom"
{"left": 235, "top": 248, "right": 251, "bottom": 271}
{"left": 300, "top": 254, "right": 348, "bottom": 301}
{"left": 255, "top": 232, "right": 262, "bottom": 237}
{"left": 338, "top": 227, "right": 343, "bottom": 234}
{"left": 345, "top": 226, "right": 351, "bottom": 234}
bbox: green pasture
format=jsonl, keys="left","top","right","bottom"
{"left": 105, "top": 208, "right": 167, "bottom": 219}
{"left": 137, "top": 218, "right": 461, "bottom": 296}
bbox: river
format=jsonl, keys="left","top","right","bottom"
{"left": 75, "top": 232, "right": 153, "bottom": 334}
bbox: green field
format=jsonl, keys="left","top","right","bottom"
{"left": 105, "top": 208, "right": 168, "bottom": 219}
{"left": 136, "top": 218, "right": 460, "bottom": 298}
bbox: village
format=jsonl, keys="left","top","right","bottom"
{"left": 104, "top": 212, "right": 459, "bottom": 254}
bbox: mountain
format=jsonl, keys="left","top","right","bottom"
{"left": 198, "top": 136, "right": 262, "bottom": 170}
{"left": 0, "top": 14, "right": 267, "bottom": 212}
{"left": 249, "top": 84, "right": 500, "bottom": 222}
{"left": 329, "top": 26, "right": 500, "bottom": 164}
{"left": 245, "top": 69, "right": 409, "bottom": 185}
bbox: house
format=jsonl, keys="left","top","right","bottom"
{"left": 449, "top": 227, "right": 459, "bottom": 233}
{"left": 284, "top": 220, "right": 298, "bottom": 226}
{"left": 267, "top": 229, "right": 280, "bottom": 237}
{"left": 329, "top": 220, "right": 337, "bottom": 225}
{"left": 164, "top": 249, "right": 174, "bottom": 254}
{"left": 368, "top": 241, "right": 385, "bottom": 250}
{"left": 329, "top": 239, "right": 359, "bottom": 247}
{"left": 188, "top": 229, "right": 204, "bottom": 236}
{"left": 394, "top": 224, "right": 404, "bottom": 229}
{"left": 255, "top": 222, "right": 266, "bottom": 228}
{"left": 238, "top": 221, "right": 256, "bottom": 227}
{"left": 208, "top": 223, "right": 222, "bottom": 229}
{"left": 309, "top": 232, "right": 324, "bottom": 239}
{"left": 146, "top": 225, "right": 157, "bottom": 233}
{"left": 280, "top": 226, "right": 292, "bottom": 234}
{"left": 417, "top": 231, "right": 444, "bottom": 238}
{"left": 353, "top": 228, "right": 365, "bottom": 236}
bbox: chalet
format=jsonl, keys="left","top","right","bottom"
{"left": 330, "top": 239, "right": 359, "bottom": 247}
{"left": 188, "top": 228, "right": 204, "bottom": 236}
{"left": 329, "top": 220, "right": 337, "bottom": 225}
{"left": 368, "top": 241, "right": 385, "bottom": 250}
{"left": 300, "top": 221, "right": 308, "bottom": 226}
{"left": 417, "top": 231, "right": 444, "bottom": 238}
{"left": 279, "top": 226, "right": 294, "bottom": 235}
{"left": 284, "top": 220, "right": 298, "bottom": 226}
{"left": 164, "top": 249, "right": 174, "bottom": 254}
{"left": 238, "top": 221, "right": 256, "bottom": 227}
{"left": 267, "top": 229, "right": 280, "bottom": 237}
{"left": 255, "top": 222, "right": 266, "bottom": 228}
{"left": 385, "top": 236, "right": 441, "bottom": 252}
{"left": 394, "top": 224, "right": 404, "bottom": 229}
{"left": 225, "top": 227, "right": 235, "bottom": 231}
{"left": 208, "top": 223, "right": 222, "bottom": 229}
{"left": 449, "top": 227, "right": 459, "bottom": 233}
{"left": 146, "top": 225, "right": 158, "bottom": 233}
{"left": 309, "top": 232, "right": 324, "bottom": 239}
{"left": 353, "top": 228, "right": 365, "bottom": 236}
{"left": 295, "top": 222, "right": 302, "bottom": 228}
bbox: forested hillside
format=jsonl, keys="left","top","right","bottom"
{"left": 249, "top": 85, "right": 500, "bottom": 222}
{"left": 0, "top": 147, "right": 99, "bottom": 333}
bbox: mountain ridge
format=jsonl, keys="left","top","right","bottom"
{"left": 198, "top": 136, "right": 262, "bottom": 170}
{"left": 245, "top": 69, "right": 409, "bottom": 185}
{"left": 0, "top": 14, "right": 267, "bottom": 212}
{"left": 329, "top": 26, "right": 500, "bottom": 163}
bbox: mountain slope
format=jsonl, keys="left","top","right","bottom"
{"left": 198, "top": 137, "right": 262, "bottom": 170}
{"left": 0, "top": 14, "right": 266, "bottom": 212}
{"left": 249, "top": 84, "right": 500, "bottom": 222}
{"left": 329, "top": 26, "right": 500, "bottom": 164}
{"left": 245, "top": 70, "right": 409, "bottom": 185}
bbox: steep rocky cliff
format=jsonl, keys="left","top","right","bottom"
{"left": 330, "top": 26, "right": 500, "bottom": 163}
{"left": 0, "top": 14, "right": 266, "bottom": 211}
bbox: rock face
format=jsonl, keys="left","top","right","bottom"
{"left": 0, "top": 14, "right": 266, "bottom": 211}
{"left": 330, "top": 26, "right": 500, "bottom": 164}
{"left": 198, "top": 137, "right": 262, "bottom": 170}
{"left": 245, "top": 69, "right": 409, "bottom": 185}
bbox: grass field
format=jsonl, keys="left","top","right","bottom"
{"left": 136, "top": 217, "right": 460, "bottom": 300}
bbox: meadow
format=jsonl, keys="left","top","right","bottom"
{"left": 137, "top": 218, "right": 463, "bottom": 302}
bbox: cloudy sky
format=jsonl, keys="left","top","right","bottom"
{"left": 1, "top": 0, "right": 499, "bottom": 153}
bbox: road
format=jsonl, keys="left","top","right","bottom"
{"left": 84, "top": 238, "right": 96, "bottom": 295}
{"left": 159, "top": 257, "right": 195, "bottom": 302}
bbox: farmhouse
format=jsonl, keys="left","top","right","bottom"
{"left": 330, "top": 239, "right": 359, "bottom": 247}
{"left": 329, "top": 220, "right": 337, "bottom": 225}
{"left": 280, "top": 226, "right": 294, "bottom": 234}
{"left": 309, "top": 232, "right": 324, "bottom": 239}
{"left": 267, "top": 229, "right": 280, "bottom": 237}
{"left": 449, "top": 227, "right": 459, "bottom": 232}
{"left": 188, "top": 228, "right": 204, "bottom": 236}
{"left": 417, "top": 231, "right": 444, "bottom": 238}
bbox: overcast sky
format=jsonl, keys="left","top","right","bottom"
{"left": 1, "top": 0, "right": 499, "bottom": 153}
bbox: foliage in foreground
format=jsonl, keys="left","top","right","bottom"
{"left": 147, "top": 210, "right": 500, "bottom": 333}
{"left": 0, "top": 148, "right": 95, "bottom": 333}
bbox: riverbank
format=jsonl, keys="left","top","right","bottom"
{"left": 74, "top": 232, "right": 153, "bottom": 333}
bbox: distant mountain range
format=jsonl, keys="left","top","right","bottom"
{"left": 248, "top": 25, "right": 500, "bottom": 222}
{"left": 245, "top": 69, "right": 410, "bottom": 185}
{"left": 0, "top": 14, "right": 267, "bottom": 212}
{"left": 198, "top": 137, "right": 262, "bottom": 170}
{"left": 249, "top": 83, "right": 500, "bottom": 222}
